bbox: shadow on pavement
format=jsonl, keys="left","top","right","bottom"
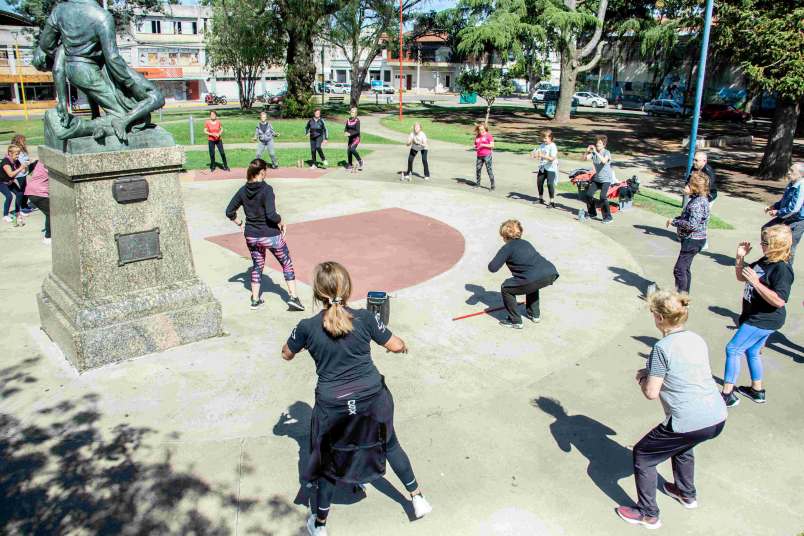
{"left": 0, "top": 357, "right": 303, "bottom": 535}
{"left": 633, "top": 224, "right": 677, "bottom": 241}
{"left": 708, "top": 305, "right": 739, "bottom": 328}
{"left": 700, "top": 250, "right": 735, "bottom": 267}
{"left": 272, "top": 401, "right": 416, "bottom": 519}
{"left": 632, "top": 335, "right": 659, "bottom": 358}
{"left": 464, "top": 283, "right": 507, "bottom": 321}
{"left": 766, "top": 332, "right": 804, "bottom": 364}
{"left": 506, "top": 191, "right": 578, "bottom": 216}
{"left": 609, "top": 267, "right": 653, "bottom": 298}
{"left": 229, "top": 270, "right": 291, "bottom": 303}
{"left": 532, "top": 397, "right": 635, "bottom": 507}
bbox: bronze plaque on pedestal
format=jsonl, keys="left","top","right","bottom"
{"left": 116, "top": 228, "right": 162, "bottom": 266}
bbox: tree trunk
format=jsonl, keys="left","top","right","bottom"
{"left": 485, "top": 101, "right": 492, "bottom": 124}
{"left": 285, "top": 29, "right": 316, "bottom": 115}
{"left": 758, "top": 97, "right": 800, "bottom": 180}
{"left": 555, "top": 50, "right": 576, "bottom": 122}
{"left": 350, "top": 65, "right": 367, "bottom": 108}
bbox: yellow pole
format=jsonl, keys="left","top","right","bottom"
{"left": 14, "top": 44, "right": 29, "bottom": 120}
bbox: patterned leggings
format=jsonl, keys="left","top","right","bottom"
{"left": 245, "top": 235, "right": 295, "bottom": 285}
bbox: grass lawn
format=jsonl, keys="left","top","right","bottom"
{"left": 183, "top": 147, "right": 373, "bottom": 171}
{"left": 556, "top": 181, "right": 733, "bottom": 229}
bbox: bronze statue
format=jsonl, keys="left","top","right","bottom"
{"left": 33, "top": 0, "right": 165, "bottom": 144}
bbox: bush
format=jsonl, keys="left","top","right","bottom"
{"left": 282, "top": 95, "right": 317, "bottom": 118}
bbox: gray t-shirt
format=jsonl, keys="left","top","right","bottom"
{"left": 647, "top": 330, "right": 727, "bottom": 433}
{"left": 591, "top": 149, "right": 613, "bottom": 183}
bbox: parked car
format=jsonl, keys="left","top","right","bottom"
{"left": 642, "top": 99, "right": 684, "bottom": 117}
{"left": 701, "top": 103, "right": 751, "bottom": 122}
{"left": 269, "top": 90, "right": 286, "bottom": 105}
{"left": 532, "top": 88, "right": 556, "bottom": 102}
{"left": 328, "top": 82, "right": 351, "bottom": 94}
{"left": 574, "top": 91, "right": 608, "bottom": 108}
{"left": 372, "top": 83, "right": 395, "bottom": 94}
{"left": 613, "top": 94, "right": 647, "bottom": 111}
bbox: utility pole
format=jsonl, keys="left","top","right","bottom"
{"left": 398, "top": 0, "right": 403, "bottom": 120}
{"left": 321, "top": 45, "right": 325, "bottom": 106}
{"left": 685, "top": 0, "right": 714, "bottom": 177}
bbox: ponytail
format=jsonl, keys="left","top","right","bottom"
{"left": 313, "top": 261, "right": 354, "bottom": 337}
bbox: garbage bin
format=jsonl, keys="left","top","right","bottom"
{"left": 543, "top": 99, "right": 557, "bottom": 118}
{"left": 367, "top": 291, "right": 390, "bottom": 326}
{"left": 459, "top": 92, "right": 478, "bottom": 104}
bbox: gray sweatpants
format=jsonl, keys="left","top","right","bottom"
{"left": 256, "top": 140, "right": 277, "bottom": 166}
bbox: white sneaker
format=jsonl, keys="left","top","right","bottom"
{"left": 43, "top": 237, "right": 51, "bottom": 245}
{"left": 412, "top": 494, "right": 432, "bottom": 519}
{"left": 310, "top": 165, "right": 317, "bottom": 169}
{"left": 3, "top": 215, "right": 12, "bottom": 223}
{"left": 306, "top": 514, "right": 328, "bottom": 536}
{"left": 322, "top": 160, "right": 329, "bottom": 167}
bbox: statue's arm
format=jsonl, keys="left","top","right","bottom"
{"left": 98, "top": 14, "right": 133, "bottom": 84}
{"left": 33, "top": 11, "right": 60, "bottom": 70}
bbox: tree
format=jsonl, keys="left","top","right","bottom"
{"left": 274, "top": 0, "right": 347, "bottom": 117}
{"left": 324, "top": 0, "right": 422, "bottom": 108}
{"left": 10, "top": 0, "right": 170, "bottom": 35}
{"left": 205, "top": 0, "right": 284, "bottom": 110}
{"left": 541, "top": 0, "right": 609, "bottom": 122}
{"left": 716, "top": 0, "right": 804, "bottom": 180}
{"left": 457, "top": 67, "right": 513, "bottom": 123}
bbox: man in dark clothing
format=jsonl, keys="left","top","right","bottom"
{"left": 305, "top": 109, "right": 328, "bottom": 169}
{"left": 683, "top": 152, "right": 717, "bottom": 208}
{"left": 488, "top": 219, "right": 559, "bottom": 328}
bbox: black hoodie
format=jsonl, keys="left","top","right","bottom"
{"left": 225, "top": 181, "right": 281, "bottom": 238}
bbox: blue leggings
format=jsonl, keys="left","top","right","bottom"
{"left": 724, "top": 323, "right": 773, "bottom": 385}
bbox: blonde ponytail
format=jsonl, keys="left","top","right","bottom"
{"left": 313, "top": 261, "right": 354, "bottom": 337}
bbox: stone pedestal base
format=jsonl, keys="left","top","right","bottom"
{"left": 37, "top": 144, "right": 223, "bottom": 372}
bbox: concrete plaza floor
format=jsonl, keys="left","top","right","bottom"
{"left": 1, "top": 117, "right": 802, "bottom": 536}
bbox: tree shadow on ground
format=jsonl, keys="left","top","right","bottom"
{"left": 228, "top": 270, "right": 291, "bottom": 303}
{"left": 464, "top": 284, "right": 508, "bottom": 321}
{"left": 609, "top": 267, "right": 653, "bottom": 298}
{"left": 272, "top": 402, "right": 416, "bottom": 521}
{"left": 532, "top": 397, "right": 635, "bottom": 507}
{"left": 0, "top": 357, "right": 305, "bottom": 536}
{"left": 633, "top": 224, "right": 678, "bottom": 241}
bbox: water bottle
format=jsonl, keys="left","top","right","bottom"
{"left": 578, "top": 208, "right": 586, "bottom": 222}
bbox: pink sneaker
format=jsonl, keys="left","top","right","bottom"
{"left": 615, "top": 506, "right": 661, "bottom": 529}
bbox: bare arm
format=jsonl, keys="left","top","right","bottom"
{"left": 281, "top": 343, "right": 296, "bottom": 361}
{"left": 383, "top": 335, "right": 408, "bottom": 354}
{"left": 735, "top": 242, "right": 751, "bottom": 282}
{"left": 2, "top": 163, "right": 25, "bottom": 178}
{"left": 636, "top": 369, "right": 663, "bottom": 400}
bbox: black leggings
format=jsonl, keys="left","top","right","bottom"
{"left": 0, "top": 181, "right": 23, "bottom": 216}
{"left": 28, "top": 195, "right": 50, "bottom": 238}
{"left": 315, "top": 432, "right": 417, "bottom": 522}
{"left": 208, "top": 139, "right": 227, "bottom": 167}
{"left": 407, "top": 148, "right": 430, "bottom": 177}
{"left": 537, "top": 169, "right": 556, "bottom": 200}
{"left": 586, "top": 180, "right": 611, "bottom": 219}
{"left": 310, "top": 137, "right": 326, "bottom": 163}
{"left": 673, "top": 238, "right": 705, "bottom": 293}
{"left": 347, "top": 137, "right": 362, "bottom": 166}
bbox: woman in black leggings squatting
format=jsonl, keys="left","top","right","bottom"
{"left": 281, "top": 261, "right": 433, "bottom": 536}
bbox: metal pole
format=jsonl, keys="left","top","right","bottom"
{"left": 398, "top": 0, "right": 403, "bottom": 120}
{"left": 685, "top": 0, "right": 714, "bottom": 177}
{"left": 189, "top": 115, "right": 195, "bottom": 145}
{"left": 14, "top": 44, "right": 28, "bottom": 120}
{"left": 321, "top": 45, "right": 325, "bottom": 107}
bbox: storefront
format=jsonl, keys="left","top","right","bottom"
{"left": 134, "top": 67, "right": 204, "bottom": 101}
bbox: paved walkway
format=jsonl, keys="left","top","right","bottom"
{"left": 0, "top": 113, "right": 801, "bottom": 536}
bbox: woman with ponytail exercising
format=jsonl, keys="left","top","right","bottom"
{"left": 281, "top": 261, "right": 432, "bottom": 536}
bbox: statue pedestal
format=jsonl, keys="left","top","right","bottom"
{"left": 37, "top": 145, "right": 223, "bottom": 372}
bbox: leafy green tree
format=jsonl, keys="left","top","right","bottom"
{"left": 716, "top": 0, "right": 804, "bottom": 179}
{"left": 457, "top": 67, "right": 514, "bottom": 123}
{"left": 205, "top": 0, "right": 284, "bottom": 110}
{"left": 274, "top": 0, "right": 347, "bottom": 117}
{"left": 324, "top": 0, "right": 422, "bottom": 108}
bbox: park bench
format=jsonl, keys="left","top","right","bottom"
{"left": 328, "top": 96, "right": 345, "bottom": 105}
{"left": 419, "top": 98, "right": 435, "bottom": 105}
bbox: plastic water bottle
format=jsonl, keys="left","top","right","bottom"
{"left": 578, "top": 208, "right": 586, "bottom": 222}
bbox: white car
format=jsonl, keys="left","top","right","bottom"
{"left": 574, "top": 92, "right": 608, "bottom": 108}
{"left": 329, "top": 83, "right": 351, "bottom": 94}
{"left": 642, "top": 99, "right": 684, "bottom": 117}
{"left": 372, "top": 83, "right": 396, "bottom": 94}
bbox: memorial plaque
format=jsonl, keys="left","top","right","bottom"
{"left": 116, "top": 228, "right": 162, "bottom": 266}
{"left": 113, "top": 176, "right": 149, "bottom": 204}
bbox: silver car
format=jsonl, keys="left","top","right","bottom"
{"left": 573, "top": 91, "right": 608, "bottom": 108}
{"left": 643, "top": 99, "right": 684, "bottom": 117}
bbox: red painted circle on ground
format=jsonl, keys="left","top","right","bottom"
{"left": 206, "top": 208, "right": 466, "bottom": 298}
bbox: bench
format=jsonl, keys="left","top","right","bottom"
{"left": 419, "top": 99, "right": 435, "bottom": 105}
{"left": 328, "top": 96, "right": 345, "bottom": 104}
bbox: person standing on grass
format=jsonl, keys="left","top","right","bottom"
{"left": 24, "top": 161, "right": 51, "bottom": 245}
{"left": 584, "top": 135, "right": 614, "bottom": 224}
{"left": 403, "top": 122, "right": 429, "bottom": 181}
{"left": 10, "top": 134, "right": 33, "bottom": 213}
{"left": 474, "top": 123, "right": 495, "bottom": 191}
{"left": 488, "top": 219, "right": 559, "bottom": 329}
{"left": 533, "top": 129, "right": 558, "bottom": 208}
{"left": 344, "top": 107, "right": 363, "bottom": 171}
{"left": 1, "top": 144, "right": 26, "bottom": 225}
{"left": 616, "top": 290, "right": 726, "bottom": 530}
{"left": 763, "top": 162, "right": 804, "bottom": 263}
{"left": 225, "top": 158, "right": 304, "bottom": 311}
{"left": 281, "top": 261, "right": 432, "bottom": 536}
{"left": 305, "top": 108, "right": 328, "bottom": 169}
{"left": 721, "top": 225, "right": 794, "bottom": 408}
{"left": 667, "top": 171, "right": 710, "bottom": 293}
{"left": 255, "top": 111, "right": 279, "bottom": 169}
{"left": 205, "top": 110, "right": 229, "bottom": 172}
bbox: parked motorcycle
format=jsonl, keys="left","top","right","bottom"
{"left": 205, "top": 93, "right": 227, "bottom": 105}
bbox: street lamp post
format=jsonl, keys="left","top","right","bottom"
{"left": 685, "top": 0, "right": 714, "bottom": 178}
{"left": 398, "top": 0, "right": 403, "bottom": 120}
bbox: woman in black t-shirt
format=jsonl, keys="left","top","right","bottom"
{"left": 721, "top": 225, "right": 794, "bottom": 407}
{"left": 281, "top": 261, "right": 432, "bottom": 536}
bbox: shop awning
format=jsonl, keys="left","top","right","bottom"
{"left": 135, "top": 67, "right": 184, "bottom": 80}
{"left": 0, "top": 73, "right": 54, "bottom": 83}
